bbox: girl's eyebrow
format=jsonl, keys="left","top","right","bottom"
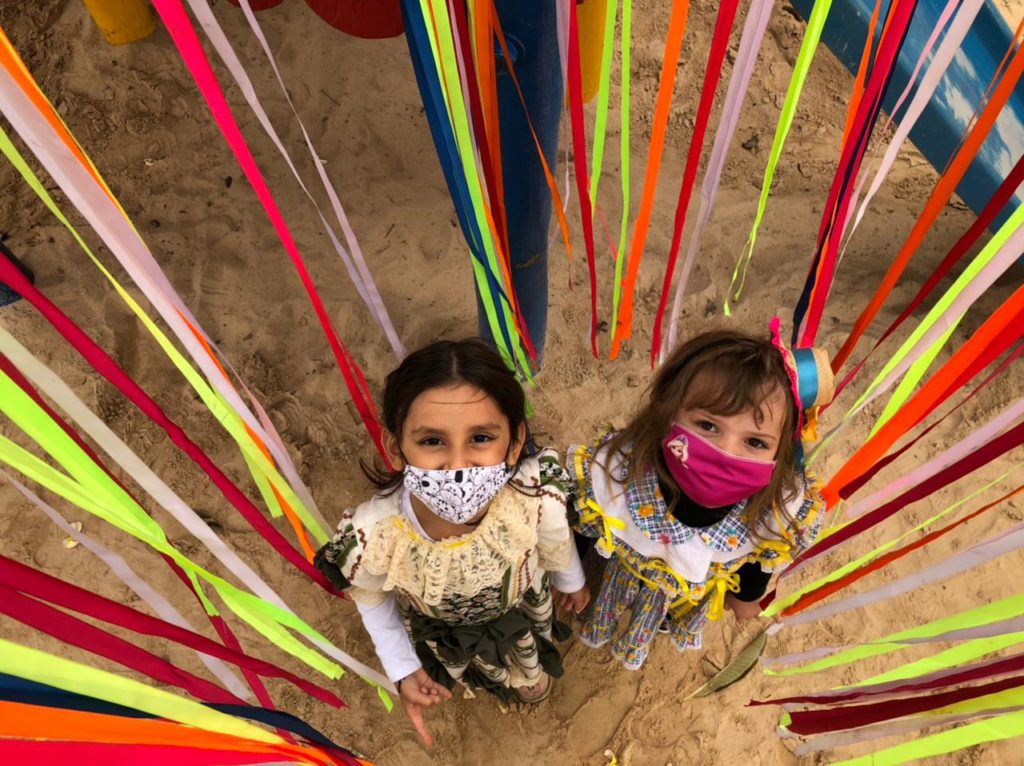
{"left": 409, "top": 422, "right": 503, "bottom": 435}
{"left": 472, "top": 422, "right": 503, "bottom": 431}
{"left": 409, "top": 425, "right": 446, "bottom": 436}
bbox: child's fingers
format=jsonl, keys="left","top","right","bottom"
{"left": 407, "top": 705, "right": 433, "bottom": 748}
{"left": 404, "top": 685, "right": 439, "bottom": 707}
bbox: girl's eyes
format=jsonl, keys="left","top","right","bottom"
{"left": 695, "top": 419, "right": 717, "bottom": 433}
{"left": 746, "top": 438, "right": 769, "bottom": 450}
{"left": 417, "top": 433, "right": 496, "bottom": 447}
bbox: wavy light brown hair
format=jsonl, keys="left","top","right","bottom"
{"left": 605, "top": 329, "right": 801, "bottom": 540}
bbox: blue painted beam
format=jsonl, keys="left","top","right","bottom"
{"left": 788, "top": 0, "right": 1024, "bottom": 232}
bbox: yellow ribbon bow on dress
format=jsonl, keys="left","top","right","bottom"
{"left": 579, "top": 499, "right": 626, "bottom": 556}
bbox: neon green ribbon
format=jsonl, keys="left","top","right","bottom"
{"left": 0, "top": 639, "right": 282, "bottom": 743}
{"left": 847, "top": 631, "right": 1024, "bottom": 689}
{"left": 809, "top": 202, "right": 1024, "bottom": 461}
{"left": 0, "top": 123, "right": 328, "bottom": 545}
{"left": 834, "top": 708, "right": 1024, "bottom": 765}
{"left": 612, "top": 0, "right": 632, "bottom": 329}
{"left": 868, "top": 202, "right": 1024, "bottom": 432}
{"left": 0, "top": 370, "right": 341, "bottom": 678}
{"left": 762, "top": 465, "right": 1019, "bottom": 618}
{"left": 418, "top": 0, "right": 532, "bottom": 379}
{"left": 588, "top": 0, "right": 618, "bottom": 205}
{"left": 766, "top": 590, "right": 1024, "bottom": 676}
{"left": 726, "top": 0, "right": 833, "bottom": 313}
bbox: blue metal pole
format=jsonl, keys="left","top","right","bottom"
{"left": 477, "top": 0, "right": 563, "bottom": 367}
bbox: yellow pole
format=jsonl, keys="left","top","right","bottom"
{"left": 576, "top": 0, "right": 609, "bottom": 104}
{"left": 82, "top": 0, "right": 156, "bottom": 45}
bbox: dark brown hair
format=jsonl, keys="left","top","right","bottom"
{"left": 361, "top": 338, "right": 527, "bottom": 492}
{"left": 605, "top": 329, "right": 801, "bottom": 540}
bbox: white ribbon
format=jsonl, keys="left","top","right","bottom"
{"left": 664, "top": 0, "right": 773, "bottom": 356}
{"left": 0, "top": 56, "right": 327, "bottom": 537}
{"left": 842, "top": 0, "right": 986, "bottom": 244}
{"left": 1, "top": 471, "right": 252, "bottom": 701}
{"left": 781, "top": 521, "right": 1024, "bottom": 628}
{"left": 0, "top": 327, "right": 393, "bottom": 691}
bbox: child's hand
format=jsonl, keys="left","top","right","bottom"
{"left": 725, "top": 592, "right": 762, "bottom": 621}
{"left": 398, "top": 668, "right": 452, "bottom": 748}
{"left": 555, "top": 585, "right": 591, "bottom": 614}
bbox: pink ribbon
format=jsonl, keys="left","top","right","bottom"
{"left": 150, "top": 0, "right": 387, "bottom": 462}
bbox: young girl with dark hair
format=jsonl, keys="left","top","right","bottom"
{"left": 569, "top": 326, "right": 832, "bottom": 670}
{"left": 315, "top": 339, "right": 588, "bottom": 746}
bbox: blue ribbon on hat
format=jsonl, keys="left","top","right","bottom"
{"left": 792, "top": 348, "right": 820, "bottom": 411}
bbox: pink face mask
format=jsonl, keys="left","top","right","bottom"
{"left": 661, "top": 423, "right": 775, "bottom": 508}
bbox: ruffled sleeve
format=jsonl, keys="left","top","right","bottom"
{"left": 313, "top": 496, "right": 396, "bottom": 607}
{"left": 314, "top": 495, "right": 421, "bottom": 682}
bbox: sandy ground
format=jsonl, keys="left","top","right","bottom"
{"left": 1, "top": 0, "right": 1023, "bottom": 763}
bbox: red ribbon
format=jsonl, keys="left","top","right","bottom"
{"left": 0, "top": 554, "right": 344, "bottom": 707}
{"left": 650, "top": 0, "right": 740, "bottom": 363}
{"left": 0, "top": 256, "right": 338, "bottom": 594}
{"left": 831, "top": 152, "right": 1024, "bottom": 403}
{"left": 568, "top": 0, "right": 600, "bottom": 357}
{"left": 781, "top": 481, "right": 1024, "bottom": 617}
{"left": 839, "top": 339, "right": 1024, "bottom": 498}
{"left": 797, "top": 0, "right": 919, "bottom": 347}
{"left": 751, "top": 650, "right": 1024, "bottom": 708}
{"left": 0, "top": 741, "right": 301, "bottom": 766}
{"left": 150, "top": 0, "right": 387, "bottom": 464}
{"left": 782, "top": 672, "right": 1024, "bottom": 735}
{"left": 0, "top": 583, "right": 246, "bottom": 706}
{"left": 794, "top": 419, "right": 1024, "bottom": 568}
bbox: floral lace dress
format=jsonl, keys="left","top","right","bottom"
{"left": 569, "top": 434, "right": 824, "bottom": 670}
{"left": 315, "top": 451, "right": 582, "bottom": 700}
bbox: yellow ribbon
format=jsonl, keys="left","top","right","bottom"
{"left": 617, "top": 552, "right": 693, "bottom": 602}
{"left": 755, "top": 537, "right": 794, "bottom": 567}
{"left": 705, "top": 572, "right": 742, "bottom": 621}
{"left": 394, "top": 516, "right": 474, "bottom": 549}
{"left": 579, "top": 499, "right": 626, "bottom": 556}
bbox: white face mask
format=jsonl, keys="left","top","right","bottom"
{"left": 403, "top": 462, "right": 511, "bottom": 524}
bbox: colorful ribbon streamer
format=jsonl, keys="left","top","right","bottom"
{"left": 823, "top": 282, "right": 1024, "bottom": 505}
{"left": 188, "top": 0, "right": 405, "bottom": 359}
{"left": 764, "top": 591, "right": 1024, "bottom": 676}
{"left": 610, "top": 0, "right": 690, "bottom": 357}
{"left": 664, "top": 0, "right": 773, "bottom": 355}
{"left": 149, "top": 0, "right": 387, "bottom": 458}
{"left": 1, "top": 471, "right": 250, "bottom": 700}
{"left": 831, "top": 30, "right": 1024, "bottom": 372}
{"left": 568, "top": 0, "right": 600, "bottom": 356}
{"left": 0, "top": 43, "right": 330, "bottom": 543}
{"left": 0, "top": 260, "right": 331, "bottom": 590}
{"left": 806, "top": 202, "right": 1024, "bottom": 465}
{"left": 725, "top": 0, "right": 833, "bottom": 313}
{"left": 650, "top": 0, "right": 740, "bottom": 364}
{"left": 838, "top": 0, "right": 971, "bottom": 253}
{"left": 793, "top": 0, "right": 919, "bottom": 347}
{"left": 0, "top": 640, "right": 280, "bottom": 743}
{"left": 0, "top": 554, "right": 345, "bottom": 707}
{"left": 0, "top": 326, "right": 392, "bottom": 695}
